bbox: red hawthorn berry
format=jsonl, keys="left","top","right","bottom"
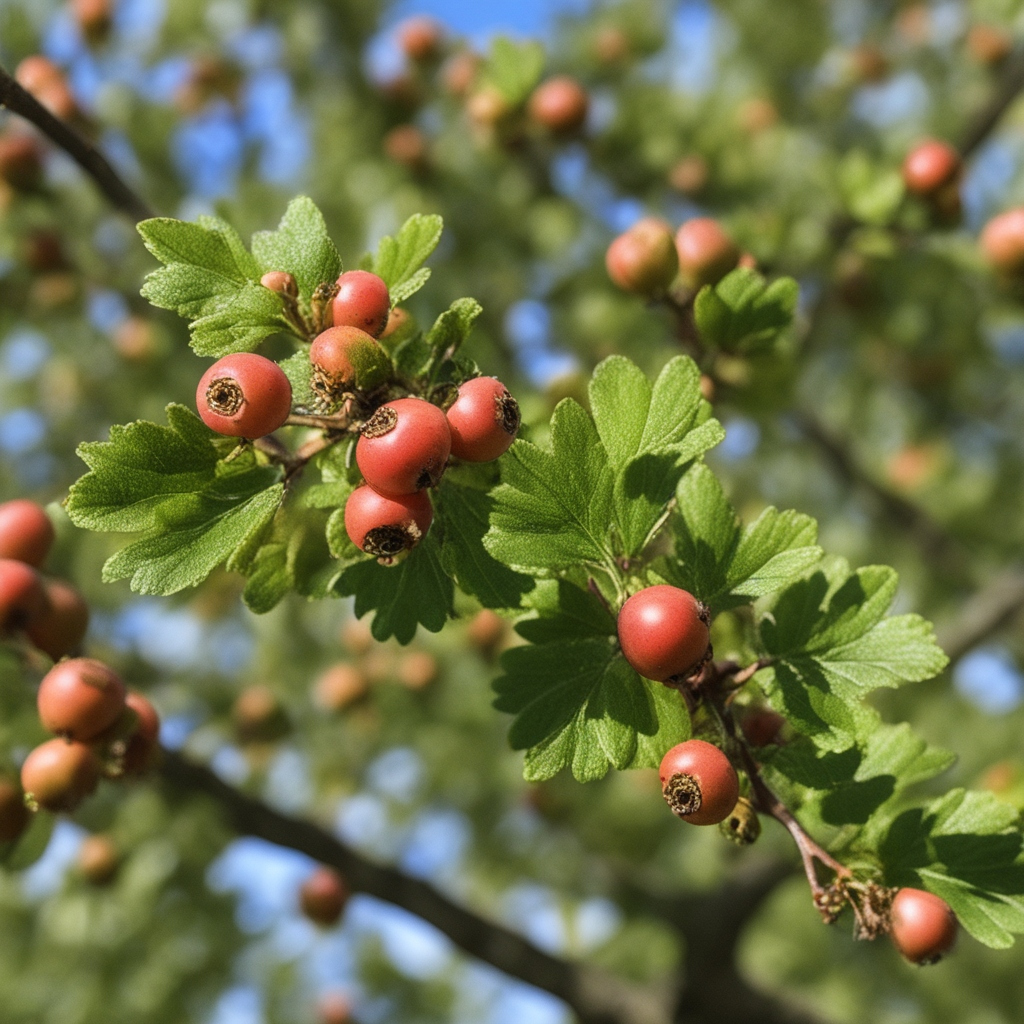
{"left": 659, "top": 739, "right": 740, "bottom": 826}
{"left": 0, "top": 132, "right": 44, "bottom": 190}
{"left": 740, "top": 707, "right": 786, "bottom": 747}
{"left": 341, "top": 618, "right": 374, "bottom": 656}
{"left": 981, "top": 208, "right": 1024, "bottom": 275}
{"left": 668, "top": 155, "right": 709, "bottom": 196}
{"left": 14, "top": 56, "right": 63, "bottom": 96}
{"left": 37, "top": 657, "right": 126, "bottom": 742}
{"left": 397, "top": 15, "right": 444, "bottom": 61}
{"left": 314, "top": 663, "right": 369, "bottom": 712}
{"left": 232, "top": 685, "right": 290, "bottom": 744}
{"left": 902, "top": 140, "right": 961, "bottom": 196}
{"left": 121, "top": 691, "right": 161, "bottom": 773}
{"left": 309, "top": 326, "right": 389, "bottom": 399}
{"left": 890, "top": 888, "right": 958, "bottom": 964}
{"left": 26, "top": 578, "right": 89, "bottom": 660}
{"left": 0, "top": 558, "right": 47, "bottom": 632}
{"left": 467, "top": 87, "right": 512, "bottom": 129}
{"left": 260, "top": 270, "right": 298, "bottom": 297}
{"left": 384, "top": 124, "right": 428, "bottom": 170}
{"left": 72, "top": 0, "right": 113, "bottom": 43}
{"left": 617, "top": 585, "right": 710, "bottom": 682}
{"left": 196, "top": 352, "right": 292, "bottom": 438}
{"left": 356, "top": 397, "right": 451, "bottom": 496}
{"left": 467, "top": 608, "right": 507, "bottom": 657}
{"left": 0, "top": 777, "right": 31, "bottom": 843}
{"left": 675, "top": 218, "right": 741, "bottom": 290}
{"left": 344, "top": 485, "right": 433, "bottom": 561}
{"left": 445, "top": 377, "right": 521, "bottom": 462}
{"left": 78, "top": 833, "right": 119, "bottom": 884}
{"left": 21, "top": 738, "right": 101, "bottom": 813}
{"left": 380, "top": 306, "right": 411, "bottom": 339}
{"left": 300, "top": 866, "right": 349, "bottom": 926}
{"left": 528, "top": 76, "right": 589, "bottom": 134}
{"left": 606, "top": 218, "right": 679, "bottom": 295}
{"left": 398, "top": 650, "right": 437, "bottom": 690}
{"left": 317, "top": 992, "right": 352, "bottom": 1024}
{"left": 442, "top": 51, "right": 480, "bottom": 97}
{"left": 113, "top": 316, "right": 159, "bottom": 361}
{"left": 331, "top": 271, "right": 391, "bottom": 338}
{"left": 967, "top": 24, "right": 1012, "bottom": 66}
{"left": 0, "top": 499, "right": 55, "bottom": 567}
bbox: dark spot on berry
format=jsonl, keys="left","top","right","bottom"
{"left": 363, "top": 522, "right": 421, "bottom": 559}
{"left": 362, "top": 405, "right": 399, "bottom": 438}
{"left": 662, "top": 771, "right": 702, "bottom": 817}
{"left": 495, "top": 390, "right": 521, "bottom": 436}
{"left": 206, "top": 377, "right": 244, "bottom": 416}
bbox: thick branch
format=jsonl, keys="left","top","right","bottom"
{"left": 157, "top": 748, "right": 672, "bottom": 1024}
{"left": 0, "top": 65, "right": 155, "bottom": 222}
{"left": 959, "top": 46, "right": 1024, "bottom": 159}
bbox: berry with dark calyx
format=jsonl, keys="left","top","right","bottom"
{"left": 902, "top": 140, "right": 961, "bottom": 196}
{"left": 21, "top": 738, "right": 101, "bottom": 813}
{"left": 344, "top": 485, "right": 433, "bottom": 563}
{"left": 528, "top": 76, "right": 589, "bottom": 134}
{"left": 659, "top": 739, "right": 739, "bottom": 826}
{"left": 0, "top": 499, "right": 55, "bottom": 566}
{"left": 445, "top": 377, "right": 520, "bottom": 462}
{"left": 398, "top": 651, "right": 437, "bottom": 690}
{"left": 675, "top": 218, "right": 741, "bottom": 290}
{"left": 26, "top": 578, "right": 89, "bottom": 660}
{"left": 606, "top": 218, "right": 679, "bottom": 295}
{"left": 314, "top": 663, "right": 369, "bottom": 712}
{"left": 232, "top": 685, "right": 290, "bottom": 744}
{"left": 890, "top": 888, "right": 958, "bottom": 964}
{"left": 309, "top": 326, "right": 391, "bottom": 401}
{"left": 617, "top": 585, "right": 710, "bottom": 682}
{"left": 196, "top": 353, "right": 292, "bottom": 438}
{"left": 0, "top": 559, "right": 47, "bottom": 633}
{"left": 0, "top": 778, "right": 31, "bottom": 843}
{"left": 981, "top": 208, "right": 1024, "bottom": 275}
{"left": 37, "top": 657, "right": 126, "bottom": 742}
{"left": 300, "top": 866, "right": 349, "bottom": 926}
{"left": 331, "top": 270, "right": 391, "bottom": 338}
{"left": 121, "top": 691, "right": 161, "bottom": 773}
{"left": 260, "top": 270, "right": 298, "bottom": 297}
{"left": 740, "top": 707, "right": 786, "bottom": 747}
{"left": 78, "top": 833, "right": 119, "bottom": 884}
{"left": 0, "top": 132, "right": 44, "bottom": 190}
{"left": 356, "top": 397, "right": 451, "bottom": 495}
{"left": 397, "top": 15, "right": 444, "bottom": 61}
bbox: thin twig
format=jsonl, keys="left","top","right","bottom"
{"left": 0, "top": 65, "right": 155, "bottom": 222}
{"left": 959, "top": 46, "right": 1024, "bottom": 159}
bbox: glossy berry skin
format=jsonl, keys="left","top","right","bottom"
{"left": 981, "top": 208, "right": 1024, "bottom": 275}
{"left": 331, "top": 271, "right": 391, "bottom": 338}
{"left": 300, "top": 867, "right": 349, "bottom": 926}
{"left": 0, "top": 559, "right": 47, "bottom": 632}
{"left": 890, "top": 888, "right": 958, "bottom": 964}
{"left": 0, "top": 499, "right": 55, "bottom": 567}
{"left": 196, "top": 353, "right": 292, "bottom": 438}
{"left": 617, "top": 585, "right": 710, "bottom": 682}
{"left": 344, "top": 485, "right": 433, "bottom": 560}
{"left": 21, "top": 738, "right": 101, "bottom": 813}
{"left": 0, "top": 778, "right": 31, "bottom": 843}
{"left": 38, "top": 657, "right": 127, "bottom": 742}
{"left": 356, "top": 397, "right": 451, "bottom": 496}
{"left": 397, "top": 16, "right": 443, "bottom": 61}
{"left": 122, "top": 692, "right": 161, "bottom": 774}
{"left": 903, "top": 140, "right": 961, "bottom": 196}
{"left": 659, "top": 739, "right": 739, "bottom": 826}
{"left": 446, "top": 377, "right": 521, "bottom": 462}
{"left": 309, "top": 326, "right": 390, "bottom": 396}
{"left": 27, "top": 579, "right": 89, "bottom": 660}
{"left": 675, "top": 218, "right": 741, "bottom": 290}
{"left": 606, "top": 218, "right": 679, "bottom": 295}
{"left": 528, "top": 76, "right": 589, "bottom": 134}
{"left": 260, "top": 270, "right": 298, "bottom": 296}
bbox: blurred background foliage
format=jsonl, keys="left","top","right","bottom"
{"left": 3, "top": 0, "right": 1024, "bottom": 1022}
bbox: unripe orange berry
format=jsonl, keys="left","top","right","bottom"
{"left": 78, "top": 833, "right": 119, "bottom": 884}
{"left": 606, "top": 218, "right": 678, "bottom": 295}
{"left": 37, "top": 657, "right": 126, "bottom": 742}
{"left": 398, "top": 650, "right": 437, "bottom": 690}
{"left": 314, "top": 663, "right": 369, "bottom": 712}
{"left": 0, "top": 499, "right": 55, "bottom": 567}
{"left": 21, "top": 738, "right": 101, "bottom": 812}
{"left": 232, "top": 685, "right": 289, "bottom": 744}
{"left": 528, "top": 76, "right": 589, "bottom": 134}
{"left": 27, "top": 578, "right": 89, "bottom": 660}
{"left": 967, "top": 24, "right": 1012, "bottom": 66}
{"left": 675, "top": 218, "right": 740, "bottom": 290}
{"left": 260, "top": 270, "right": 298, "bottom": 296}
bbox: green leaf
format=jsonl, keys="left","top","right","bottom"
{"left": 373, "top": 214, "right": 443, "bottom": 302}
{"left": 671, "top": 464, "right": 821, "bottom": 611}
{"left": 425, "top": 298, "right": 483, "bottom": 359}
{"left": 494, "top": 637, "right": 689, "bottom": 783}
{"left": 67, "top": 404, "right": 284, "bottom": 595}
{"left": 758, "top": 558, "right": 949, "bottom": 750}
{"left": 436, "top": 478, "right": 534, "bottom": 609}
{"left": 693, "top": 268, "right": 798, "bottom": 351}
{"left": 588, "top": 356, "right": 723, "bottom": 556}
{"left": 250, "top": 196, "right": 343, "bottom": 297}
{"left": 337, "top": 535, "right": 454, "bottom": 644}
{"left": 516, "top": 579, "right": 616, "bottom": 644}
{"left": 483, "top": 36, "right": 545, "bottom": 105}
{"left": 278, "top": 349, "right": 318, "bottom": 410}
{"left": 880, "top": 790, "right": 1024, "bottom": 949}
{"left": 188, "top": 284, "right": 290, "bottom": 356}
{"left": 484, "top": 399, "right": 616, "bottom": 576}
{"left": 242, "top": 542, "right": 291, "bottom": 614}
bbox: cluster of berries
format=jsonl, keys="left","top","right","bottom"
{"left": 606, "top": 215, "right": 751, "bottom": 298}
{"left": 195, "top": 268, "right": 521, "bottom": 565}
{"left": 615, "top": 581, "right": 958, "bottom": 964}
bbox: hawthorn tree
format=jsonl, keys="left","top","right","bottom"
{"left": 1, "top": 2, "right": 1024, "bottom": 1023}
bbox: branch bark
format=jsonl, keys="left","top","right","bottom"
{"left": 0, "top": 65, "right": 155, "bottom": 222}
{"left": 157, "top": 748, "right": 674, "bottom": 1024}
{"left": 959, "top": 46, "right": 1024, "bottom": 159}
{"left": 936, "top": 566, "right": 1024, "bottom": 664}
